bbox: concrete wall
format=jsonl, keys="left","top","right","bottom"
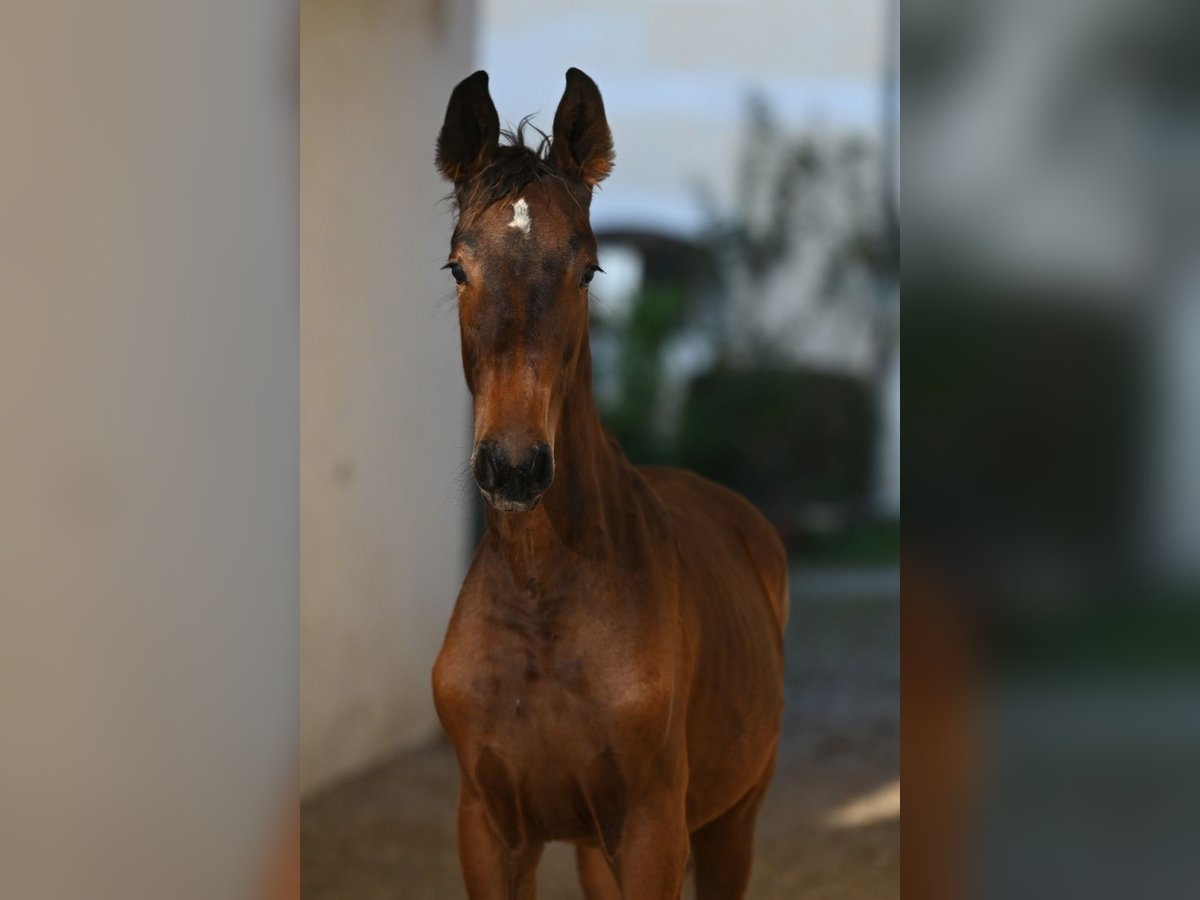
{"left": 301, "top": 0, "right": 476, "bottom": 794}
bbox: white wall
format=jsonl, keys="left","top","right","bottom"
{"left": 301, "top": 0, "right": 476, "bottom": 794}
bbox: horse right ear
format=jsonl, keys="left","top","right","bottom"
{"left": 550, "top": 68, "right": 614, "bottom": 188}
{"left": 436, "top": 71, "right": 500, "bottom": 185}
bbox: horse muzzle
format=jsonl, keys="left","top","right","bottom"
{"left": 472, "top": 438, "right": 554, "bottom": 512}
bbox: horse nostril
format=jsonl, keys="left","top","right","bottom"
{"left": 474, "top": 440, "right": 551, "bottom": 504}
{"left": 474, "top": 443, "right": 499, "bottom": 492}
{"left": 528, "top": 443, "right": 553, "bottom": 492}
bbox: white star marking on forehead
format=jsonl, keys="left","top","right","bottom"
{"left": 508, "top": 197, "right": 531, "bottom": 235}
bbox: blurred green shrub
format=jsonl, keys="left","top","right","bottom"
{"left": 597, "top": 284, "right": 690, "bottom": 465}
{"left": 676, "top": 365, "right": 873, "bottom": 514}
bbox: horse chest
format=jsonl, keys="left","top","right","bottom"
{"left": 447, "top": 614, "right": 621, "bottom": 742}
{"left": 435, "top": 616, "right": 647, "bottom": 844}
{"left": 435, "top": 590, "right": 675, "bottom": 770}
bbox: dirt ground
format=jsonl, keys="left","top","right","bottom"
{"left": 301, "top": 569, "right": 898, "bottom": 899}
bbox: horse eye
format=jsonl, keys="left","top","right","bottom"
{"left": 445, "top": 262, "right": 467, "bottom": 285}
{"left": 580, "top": 265, "right": 601, "bottom": 287}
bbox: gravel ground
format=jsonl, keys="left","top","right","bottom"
{"left": 302, "top": 574, "right": 898, "bottom": 899}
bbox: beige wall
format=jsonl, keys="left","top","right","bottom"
{"left": 301, "top": 0, "right": 477, "bottom": 794}
{"left": 0, "top": 2, "right": 298, "bottom": 896}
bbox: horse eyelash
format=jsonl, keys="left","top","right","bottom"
{"left": 442, "top": 261, "right": 468, "bottom": 285}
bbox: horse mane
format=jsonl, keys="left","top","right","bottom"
{"left": 452, "top": 116, "right": 585, "bottom": 225}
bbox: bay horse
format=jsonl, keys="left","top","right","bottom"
{"left": 431, "top": 69, "right": 789, "bottom": 899}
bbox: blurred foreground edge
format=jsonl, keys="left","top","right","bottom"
{"left": 263, "top": 787, "right": 300, "bottom": 900}
{"left": 902, "top": 548, "right": 979, "bottom": 900}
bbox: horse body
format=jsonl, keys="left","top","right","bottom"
{"left": 647, "top": 466, "right": 788, "bottom": 827}
{"left": 430, "top": 69, "right": 787, "bottom": 899}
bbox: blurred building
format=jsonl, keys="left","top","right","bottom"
{"left": 480, "top": 0, "right": 890, "bottom": 236}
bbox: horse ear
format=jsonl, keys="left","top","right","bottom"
{"left": 436, "top": 70, "right": 500, "bottom": 184}
{"left": 550, "top": 68, "right": 614, "bottom": 188}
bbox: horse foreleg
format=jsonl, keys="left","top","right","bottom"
{"left": 689, "top": 755, "right": 775, "bottom": 900}
{"left": 611, "top": 793, "right": 689, "bottom": 899}
{"left": 457, "top": 785, "right": 542, "bottom": 900}
{"left": 576, "top": 845, "right": 621, "bottom": 900}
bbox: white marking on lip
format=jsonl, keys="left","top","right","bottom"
{"left": 508, "top": 197, "right": 531, "bottom": 235}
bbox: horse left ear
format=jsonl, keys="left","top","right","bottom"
{"left": 436, "top": 70, "right": 500, "bottom": 185}
{"left": 550, "top": 68, "right": 614, "bottom": 188}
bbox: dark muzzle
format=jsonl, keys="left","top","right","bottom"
{"left": 472, "top": 439, "right": 554, "bottom": 512}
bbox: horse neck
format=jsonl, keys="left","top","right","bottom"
{"left": 485, "top": 341, "right": 636, "bottom": 587}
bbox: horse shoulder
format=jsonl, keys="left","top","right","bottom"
{"left": 640, "top": 466, "right": 789, "bottom": 635}
{"left": 431, "top": 562, "right": 494, "bottom": 731}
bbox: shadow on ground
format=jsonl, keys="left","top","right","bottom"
{"left": 302, "top": 570, "right": 898, "bottom": 899}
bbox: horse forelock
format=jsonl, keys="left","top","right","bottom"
{"left": 450, "top": 119, "right": 588, "bottom": 230}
